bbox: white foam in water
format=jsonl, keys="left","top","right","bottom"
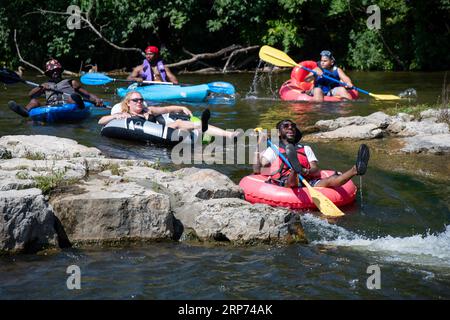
{"left": 301, "top": 214, "right": 450, "bottom": 268}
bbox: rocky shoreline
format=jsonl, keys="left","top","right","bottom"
{"left": 0, "top": 135, "right": 306, "bottom": 254}
{"left": 306, "top": 108, "right": 450, "bottom": 155}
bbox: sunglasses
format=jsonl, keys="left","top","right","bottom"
{"left": 320, "top": 50, "right": 332, "bottom": 57}
{"left": 130, "top": 98, "right": 144, "bottom": 103}
{"left": 280, "top": 122, "right": 296, "bottom": 129}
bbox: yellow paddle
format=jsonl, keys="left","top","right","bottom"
{"left": 254, "top": 128, "right": 345, "bottom": 217}
{"left": 259, "top": 45, "right": 401, "bottom": 101}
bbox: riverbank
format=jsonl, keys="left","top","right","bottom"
{"left": 306, "top": 108, "right": 450, "bottom": 154}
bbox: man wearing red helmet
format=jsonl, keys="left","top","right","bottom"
{"left": 8, "top": 59, "right": 103, "bottom": 117}
{"left": 127, "top": 45, "right": 178, "bottom": 84}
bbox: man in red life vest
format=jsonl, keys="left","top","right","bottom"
{"left": 254, "top": 119, "right": 370, "bottom": 188}
{"left": 127, "top": 45, "right": 178, "bottom": 84}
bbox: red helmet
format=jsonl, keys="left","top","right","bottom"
{"left": 145, "top": 46, "right": 159, "bottom": 55}
{"left": 45, "top": 59, "right": 63, "bottom": 76}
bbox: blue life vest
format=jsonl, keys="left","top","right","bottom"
{"left": 314, "top": 65, "right": 340, "bottom": 95}
{"left": 140, "top": 59, "right": 168, "bottom": 82}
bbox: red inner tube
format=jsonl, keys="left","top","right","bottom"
{"left": 239, "top": 170, "right": 357, "bottom": 210}
{"left": 279, "top": 60, "right": 359, "bottom": 101}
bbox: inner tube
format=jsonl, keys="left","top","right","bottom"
{"left": 101, "top": 113, "right": 210, "bottom": 146}
{"left": 281, "top": 60, "right": 359, "bottom": 102}
{"left": 239, "top": 170, "right": 357, "bottom": 210}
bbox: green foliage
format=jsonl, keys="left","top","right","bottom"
{"left": 24, "top": 151, "right": 46, "bottom": 160}
{"left": 347, "top": 29, "right": 393, "bottom": 70}
{"left": 0, "top": 0, "right": 447, "bottom": 71}
{"left": 16, "top": 171, "right": 31, "bottom": 180}
{"left": 262, "top": 20, "right": 303, "bottom": 52}
{"left": 34, "top": 169, "right": 66, "bottom": 194}
{"left": 101, "top": 162, "right": 124, "bottom": 176}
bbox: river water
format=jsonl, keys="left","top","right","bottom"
{"left": 0, "top": 71, "right": 449, "bottom": 299}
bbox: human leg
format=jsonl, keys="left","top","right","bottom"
{"left": 69, "top": 93, "right": 85, "bottom": 109}
{"left": 8, "top": 98, "right": 42, "bottom": 117}
{"left": 314, "top": 144, "right": 370, "bottom": 188}
{"left": 312, "top": 87, "right": 324, "bottom": 102}
{"left": 167, "top": 119, "right": 237, "bottom": 138}
{"left": 284, "top": 170, "right": 299, "bottom": 188}
{"left": 8, "top": 101, "right": 30, "bottom": 117}
{"left": 314, "top": 168, "right": 357, "bottom": 188}
{"left": 332, "top": 87, "right": 352, "bottom": 100}
{"left": 25, "top": 99, "right": 41, "bottom": 110}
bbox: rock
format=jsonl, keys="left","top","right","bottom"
{"left": 50, "top": 179, "right": 174, "bottom": 243}
{"left": 386, "top": 121, "right": 406, "bottom": 134}
{"left": 0, "top": 147, "right": 12, "bottom": 159}
{"left": 120, "top": 166, "right": 243, "bottom": 204}
{"left": 315, "top": 116, "right": 365, "bottom": 131}
{"left": 395, "top": 113, "right": 414, "bottom": 122}
{"left": 364, "top": 112, "right": 392, "bottom": 128}
{"left": 401, "top": 134, "right": 450, "bottom": 154}
{"left": 315, "top": 112, "right": 391, "bottom": 132}
{"left": 0, "top": 135, "right": 102, "bottom": 160}
{"left": 312, "top": 124, "right": 384, "bottom": 140}
{"left": 173, "top": 198, "right": 307, "bottom": 244}
{"left": 396, "top": 121, "right": 449, "bottom": 137}
{"left": 420, "top": 108, "right": 450, "bottom": 123}
{"left": 0, "top": 188, "right": 58, "bottom": 253}
{"left": 0, "top": 170, "right": 35, "bottom": 191}
{"left": 0, "top": 158, "right": 87, "bottom": 181}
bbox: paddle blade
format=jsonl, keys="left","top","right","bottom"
{"left": 0, "top": 68, "right": 24, "bottom": 84}
{"left": 369, "top": 93, "right": 401, "bottom": 100}
{"left": 80, "top": 73, "right": 114, "bottom": 85}
{"left": 259, "top": 45, "right": 298, "bottom": 68}
{"left": 207, "top": 81, "right": 235, "bottom": 95}
{"left": 303, "top": 180, "right": 345, "bottom": 217}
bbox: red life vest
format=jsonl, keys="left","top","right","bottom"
{"left": 268, "top": 143, "right": 311, "bottom": 181}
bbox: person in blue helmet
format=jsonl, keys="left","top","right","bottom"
{"left": 305, "top": 50, "right": 354, "bottom": 102}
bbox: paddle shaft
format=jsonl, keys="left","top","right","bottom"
{"left": 81, "top": 73, "right": 235, "bottom": 95}
{"left": 300, "top": 65, "right": 371, "bottom": 95}
{"left": 17, "top": 76, "right": 101, "bottom": 105}
{"left": 115, "top": 78, "right": 173, "bottom": 85}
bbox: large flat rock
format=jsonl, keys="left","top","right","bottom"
{"left": 50, "top": 179, "right": 174, "bottom": 242}
{"left": 0, "top": 135, "right": 102, "bottom": 160}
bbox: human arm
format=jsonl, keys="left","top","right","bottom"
{"left": 28, "top": 83, "right": 49, "bottom": 98}
{"left": 301, "top": 161, "right": 320, "bottom": 177}
{"left": 127, "top": 66, "right": 144, "bottom": 83}
{"left": 253, "top": 131, "right": 272, "bottom": 173}
{"left": 71, "top": 80, "right": 104, "bottom": 106}
{"left": 146, "top": 105, "right": 192, "bottom": 117}
{"left": 98, "top": 112, "right": 130, "bottom": 125}
{"left": 337, "top": 68, "right": 353, "bottom": 88}
{"left": 304, "top": 67, "right": 323, "bottom": 82}
{"left": 164, "top": 66, "right": 178, "bottom": 84}
{"left": 301, "top": 146, "right": 321, "bottom": 177}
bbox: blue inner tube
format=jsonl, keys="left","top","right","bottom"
{"left": 29, "top": 102, "right": 93, "bottom": 122}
